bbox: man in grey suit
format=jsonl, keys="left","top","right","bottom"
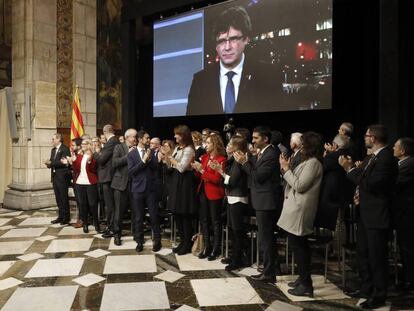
{"left": 234, "top": 126, "right": 282, "bottom": 283}
{"left": 111, "top": 128, "right": 137, "bottom": 246}
{"left": 94, "top": 124, "right": 120, "bottom": 237}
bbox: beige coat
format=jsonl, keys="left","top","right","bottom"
{"left": 277, "top": 157, "right": 322, "bottom": 236}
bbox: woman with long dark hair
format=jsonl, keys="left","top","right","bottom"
{"left": 193, "top": 134, "right": 227, "bottom": 260}
{"left": 278, "top": 131, "right": 324, "bottom": 297}
{"left": 167, "top": 125, "right": 196, "bottom": 255}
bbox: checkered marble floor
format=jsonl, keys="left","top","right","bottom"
{"left": 0, "top": 207, "right": 412, "bottom": 311}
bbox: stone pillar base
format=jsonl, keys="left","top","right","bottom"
{"left": 3, "top": 183, "right": 57, "bottom": 210}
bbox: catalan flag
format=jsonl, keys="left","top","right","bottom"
{"left": 70, "top": 86, "right": 85, "bottom": 140}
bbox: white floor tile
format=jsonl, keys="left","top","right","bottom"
{"left": 176, "top": 305, "right": 200, "bottom": 311}
{"left": 176, "top": 254, "right": 226, "bottom": 271}
{"left": 103, "top": 255, "right": 157, "bottom": 274}
{"left": 44, "top": 238, "right": 93, "bottom": 253}
{"left": 34, "top": 235, "right": 57, "bottom": 242}
{"left": 0, "top": 277, "right": 23, "bottom": 290}
{"left": 276, "top": 275, "right": 349, "bottom": 302}
{"left": 0, "top": 261, "right": 16, "bottom": 276}
{"left": 18, "top": 217, "right": 56, "bottom": 226}
{"left": 191, "top": 277, "right": 264, "bottom": 307}
{"left": 0, "top": 241, "right": 34, "bottom": 255}
{"left": 17, "top": 253, "right": 45, "bottom": 262}
{"left": 100, "top": 282, "right": 170, "bottom": 311}
{"left": 25, "top": 258, "right": 84, "bottom": 278}
{"left": 156, "top": 248, "right": 173, "bottom": 256}
{"left": 58, "top": 226, "right": 96, "bottom": 236}
{"left": 1, "top": 286, "right": 78, "bottom": 311}
{"left": 238, "top": 267, "right": 260, "bottom": 277}
{"left": 15, "top": 215, "right": 30, "bottom": 219}
{"left": 107, "top": 236, "right": 136, "bottom": 250}
{"left": 93, "top": 233, "right": 105, "bottom": 239}
{"left": 154, "top": 270, "right": 185, "bottom": 283}
{"left": 0, "top": 211, "right": 23, "bottom": 217}
{"left": 0, "top": 218, "right": 11, "bottom": 226}
{"left": 0, "top": 225, "right": 16, "bottom": 231}
{"left": 72, "top": 273, "right": 105, "bottom": 287}
{"left": 266, "top": 300, "right": 303, "bottom": 311}
{"left": 84, "top": 249, "right": 111, "bottom": 258}
{"left": 1, "top": 227, "right": 47, "bottom": 238}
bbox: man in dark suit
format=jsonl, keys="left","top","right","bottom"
{"left": 339, "top": 124, "right": 398, "bottom": 309}
{"left": 94, "top": 124, "right": 119, "bottom": 237}
{"left": 234, "top": 126, "right": 282, "bottom": 283}
{"left": 392, "top": 137, "right": 414, "bottom": 290}
{"left": 111, "top": 128, "right": 137, "bottom": 246}
{"left": 45, "top": 133, "right": 71, "bottom": 225}
{"left": 186, "top": 6, "right": 282, "bottom": 116}
{"left": 128, "top": 130, "right": 161, "bottom": 252}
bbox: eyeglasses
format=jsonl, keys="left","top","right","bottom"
{"left": 216, "top": 35, "right": 245, "bottom": 47}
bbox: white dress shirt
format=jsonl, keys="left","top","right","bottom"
{"left": 219, "top": 53, "right": 245, "bottom": 111}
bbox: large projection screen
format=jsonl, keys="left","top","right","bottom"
{"left": 153, "top": 0, "right": 332, "bottom": 117}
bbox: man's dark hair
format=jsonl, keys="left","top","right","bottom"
{"left": 213, "top": 6, "right": 252, "bottom": 40}
{"left": 137, "top": 130, "right": 148, "bottom": 140}
{"left": 271, "top": 130, "right": 283, "bottom": 146}
{"left": 72, "top": 138, "right": 82, "bottom": 147}
{"left": 399, "top": 137, "right": 414, "bottom": 156}
{"left": 253, "top": 126, "right": 271, "bottom": 143}
{"left": 367, "top": 124, "right": 388, "bottom": 144}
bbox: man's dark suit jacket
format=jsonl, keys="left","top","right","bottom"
{"left": 111, "top": 143, "right": 129, "bottom": 192}
{"left": 94, "top": 136, "right": 119, "bottom": 183}
{"left": 392, "top": 156, "right": 414, "bottom": 229}
{"left": 49, "top": 144, "right": 71, "bottom": 180}
{"left": 347, "top": 147, "right": 398, "bottom": 229}
{"left": 127, "top": 148, "right": 158, "bottom": 193}
{"left": 242, "top": 145, "right": 282, "bottom": 211}
{"left": 186, "top": 59, "right": 283, "bottom": 116}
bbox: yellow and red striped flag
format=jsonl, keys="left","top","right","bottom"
{"left": 70, "top": 86, "right": 85, "bottom": 140}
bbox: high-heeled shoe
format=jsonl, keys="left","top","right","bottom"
{"left": 198, "top": 246, "right": 211, "bottom": 259}
{"left": 207, "top": 249, "right": 221, "bottom": 261}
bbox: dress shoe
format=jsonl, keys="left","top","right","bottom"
{"left": 172, "top": 243, "right": 184, "bottom": 253}
{"left": 83, "top": 224, "right": 89, "bottom": 233}
{"left": 152, "top": 241, "right": 162, "bottom": 252}
{"left": 288, "top": 278, "right": 300, "bottom": 288}
{"left": 221, "top": 257, "right": 231, "bottom": 264}
{"left": 225, "top": 261, "right": 243, "bottom": 271}
{"left": 207, "top": 249, "right": 221, "bottom": 261}
{"left": 60, "top": 219, "right": 70, "bottom": 225}
{"left": 51, "top": 218, "right": 62, "bottom": 224}
{"left": 177, "top": 245, "right": 192, "bottom": 256}
{"left": 250, "top": 273, "right": 276, "bottom": 284}
{"left": 287, "top": 284, "right": 314, "bottom": 298}
{"left": 72, "top": 220, "right": 83, "bottom": 228}
{"left": 359, "top": 297, "right": 386, "bottom": 309}
{"left": 102, "top": 231, "right": 114, "bottom": 239}
{"left": 135, "top": 242, "right": 144, "bottom": 252}
{"left": 344, "top": 289, "right": 370, "bottom": 299}
{"left": 114, "top": 235, "right": 122, "bottom": 246}
{"left": 198, "top": 247, "right": 211, "bottom": 259}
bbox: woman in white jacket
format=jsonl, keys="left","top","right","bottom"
{"left": 278, "top": 132, "right": 324, "bottom": 297}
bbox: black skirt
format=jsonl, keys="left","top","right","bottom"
{"left": 167, "top": 169, "right": 196, "bottom": 215}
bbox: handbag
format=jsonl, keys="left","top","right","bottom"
{"left": 191, "top": 233, "right": 204, "bottom": 256}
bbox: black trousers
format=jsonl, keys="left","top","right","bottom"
{"left": 113, "top": 187, "right": 130, "bottom": 236}
{"left": 131, "top": 190, "right": 160, "bottom": 242}
{"left": 75, "top": 184, "right": 98, "bottom": 224}
{"left": 288, "top": 233, "right": 312, "bottom": 287}
{"left": 357, "top": 220, "right": 389, "bottom": 299}
{"left": 228, "top": 201, "right": 248, "bottom": 263}
{"left": 52, "top": 172, "right": 70, "bottom": 220}
{"left": 199, "top": 191, "right": 222, "bottom": 250}
{"left": 397, "top": 227, "right": 414, "bottom": 283}
{"left": 102, "top": 182, "right": 115, "bottom": 230}
{"left": 175, "top": 213, "right": 193, "bottom": 247}
{"left": 256, "top": 210, "right": 277, "bottom": 278}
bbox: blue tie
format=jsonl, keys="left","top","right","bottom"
{"left": 224, "top": 71, "right": 236, "bottom": 113}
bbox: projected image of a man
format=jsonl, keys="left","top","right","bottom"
{"left": 186, "top": 6, "right": 282, "bottom": 116}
